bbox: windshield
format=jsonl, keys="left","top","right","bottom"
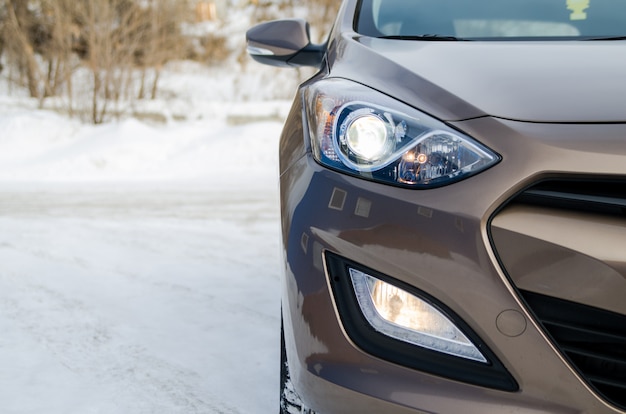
{"left": 356, "top": 0, "right": 626, "bottom": 39}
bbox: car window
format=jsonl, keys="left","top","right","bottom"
{"left": 356, "top": 0, "right": 626, "bottom": 39}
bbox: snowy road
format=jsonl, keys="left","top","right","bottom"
{"left": 0, "top": 184, "right": 281, "bottom": 413}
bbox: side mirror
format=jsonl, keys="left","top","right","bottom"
{"left": 246, "top": 18, "right": 325, "bottom": 68}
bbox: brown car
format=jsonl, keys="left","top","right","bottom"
{"left": 246, "top": 1, "right": 626, "bottom": 412}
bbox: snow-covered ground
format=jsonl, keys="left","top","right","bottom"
{"left": 0, "top": 63, "right": 293, "bottom": 412}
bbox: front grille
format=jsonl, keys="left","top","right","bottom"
{"left": 494, "top": 177, "right": 626, "bottom": 409}
{"left": 521, "top": 291, "right": 626, "bottom": 410}
{"left": 515, "top": 178, "right": 626, "bottom": 217}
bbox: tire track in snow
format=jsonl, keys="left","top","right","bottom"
{"left": 0, "top": 187, "right": 280, "bottom": 413}
{"left": 0, "top": 281, "right": 241, "bottom": 414}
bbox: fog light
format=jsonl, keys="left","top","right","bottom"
{"left": 349, "top": 268, "right": 487, "bottom": 363}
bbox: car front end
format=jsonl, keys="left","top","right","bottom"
{"left": 248, "top": 1, "right": 626, "bottom": 412}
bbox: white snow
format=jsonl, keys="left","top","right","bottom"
{"left": 0, "top": 61, "right": 292, "bottom": 412}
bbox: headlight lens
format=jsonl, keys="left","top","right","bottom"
{"left": 342, "top": 111, "right": 393, "bottom": 162}
{"left": 306, "top": 79, "right": 500, "bottom": 188}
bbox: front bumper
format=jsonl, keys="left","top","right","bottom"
{"left": 279, "top": 108, "right": 626, "bottom": 413}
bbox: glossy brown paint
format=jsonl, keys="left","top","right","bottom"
{"left": 492, "top": 205, "right": 626, "bottom": 315}
{"left": 329, "top": 38, "right": 626, "bottom": 122}
{"left": 279, "top": 110, "right": 626, "bottom": 413}
{"left": 247, "top": 19, "right": 312, "bottom": 58}
{"left": 254, "top": 0, "right": 626, "bottom": 412}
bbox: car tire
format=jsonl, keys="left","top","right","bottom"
{"left": 280, "top": 316, "right": 317, "bottom": 414}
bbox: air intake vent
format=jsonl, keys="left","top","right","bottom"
{"left": 521, "top": 291, "right": 626, "bottom": 410}
{"left": 515, "top": 178, "right": 626, "bottom": 217}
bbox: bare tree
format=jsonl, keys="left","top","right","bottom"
{"left": 136, "top": 0, "right": 192, "bottom": 100}
{"left": 70, "top": 0, "right": 191, "bottom": 123}
{"left": 3, "top": 0, "right": 50, "bottom": 102}
{"left": 0, "top": 4, "right": 5, "bottom": 73}
{"left": 1, "top": 0, "right": 191, "bottom": 123}
{"left": 1, "top": 0, "right": 336, "bottom": 122}
{"left": 37, "top": 0, "right": 83, "bottom": 114}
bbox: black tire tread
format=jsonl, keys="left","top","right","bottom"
{"left": 280, "top": 316, "right": 317, "bottom": 414}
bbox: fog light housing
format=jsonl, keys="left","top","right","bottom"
{"left": 349, "top": 268, "right": 487, "bottom": 363}
{"left": 325, "top": 252, "right": 518, "bottom": 391}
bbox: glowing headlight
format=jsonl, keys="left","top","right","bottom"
{"left": 350, "top": 268, "right": 487, "bottom": 362}
{"left": 342, "top": 111, "right": 393, "bottom": 162}
{"left": 306, "top": 79, "right": 500, "bottom": 188}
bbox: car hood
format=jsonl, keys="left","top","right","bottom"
{"left": 329, "top": 36, "right": 626, "bottom": 123}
